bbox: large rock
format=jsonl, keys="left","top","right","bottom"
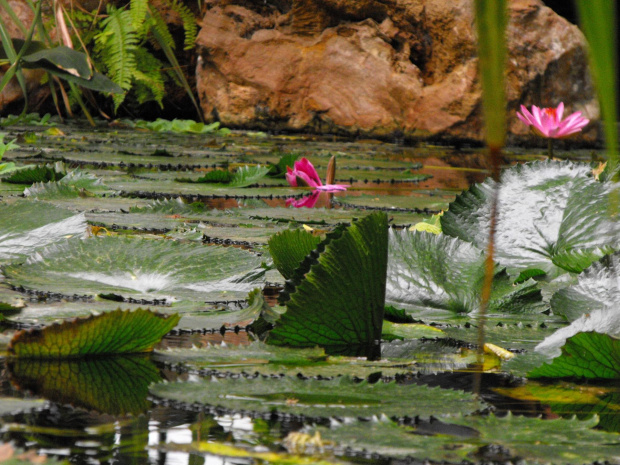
{"left": 195, "top": 0, "right": 598, "bottom": 142}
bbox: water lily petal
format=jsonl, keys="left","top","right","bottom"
{"left": 286, "top": 191, "right": 320, "bottom": 208}
{"left": 315, "top": 184, "right": 348, "bottom": 192}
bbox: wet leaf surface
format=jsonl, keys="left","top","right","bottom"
{"left": 442, "top": 160, "right": 620, "bottom": 277}
{"left": 0, "top": 201, "right": 87, "bottom": 264}
{"left": 552, "top": 252, "right": 620, "bottom": 321}
{"left": 386, "top": 230, "right": 546, "bottom": 315}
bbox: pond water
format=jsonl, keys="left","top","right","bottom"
{"left": 0, "top": 121, "right": 617, "bottom": 464}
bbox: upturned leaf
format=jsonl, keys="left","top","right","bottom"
{"left": 529, "top": 331, "right": 620, "bottom": 380}
{"left": 268, "top": 229, "right": 321, "bottom": 280}
{"left": 385, "top": 230, "right": 545, "bottom": 315}
{"left": 441, "top": 161, "right": 620, "bottom": 277}
{"left": 2, "top": 163, "right": 66, "bottom": 184}
{"left": 268, "top": 213, "right": 388, "bottom": 347}
{"left": 552, "top": 252, "right": 620, "bottom": 321}
{"left": 8, "top": 308, "right": 179, "bottom": 359}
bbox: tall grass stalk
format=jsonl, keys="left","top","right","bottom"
{"left": 473, "top": 0, "right": 507, "bottom": 394}
{"left": 575, "top": 0, "right": 618, "bottom": 181}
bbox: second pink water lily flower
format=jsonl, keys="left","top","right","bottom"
{"left": 517, "top": 102, "right": 589, "bottom": 138}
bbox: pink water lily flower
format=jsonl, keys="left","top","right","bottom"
{"left": 517, "top": 102, "right": 589, "bottom": 138}
{"left": 286, "top": 158, "right": 348, "bottom": 192}
{"left": 286, "top": 157, "right": 348, "bottom": 208}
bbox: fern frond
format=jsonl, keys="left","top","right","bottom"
{"left": 132, "top": 48, "right": 166, "bottom": 107}
{"left": 130, "top": 0, "right": 149, "bottom": 36}
{"left": 161, "top": 0, "right": 198, "bottom": 50}
{"left": 148, "top": 9, "right": 175, "bottom": 51}
{"left": 94, "top": 6, "right": 138, "bottom": 110}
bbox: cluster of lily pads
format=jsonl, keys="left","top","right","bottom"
{"left": 0, "top": 122, "right": 619, "bottom": 463}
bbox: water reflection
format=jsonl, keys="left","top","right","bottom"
{"left": 8, "top": 355, "right": 161, "bottom": 416}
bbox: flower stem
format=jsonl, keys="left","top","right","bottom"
{"left": 547, "top": 138, "right": 554, "bottom": 159}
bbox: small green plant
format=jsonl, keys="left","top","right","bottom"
{"left": 85, "top": 0, "right": 201, "bottom": 114}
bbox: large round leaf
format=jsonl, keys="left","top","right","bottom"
{"left": 0, "top": 201, "right": 87, "bottom": 264}
{"left": 441, "top": 161, "right": 619, "bottom": 277}
{"left": 3, "top": 236, "right": 266, "bottom": 301}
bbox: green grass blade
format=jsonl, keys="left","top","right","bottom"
{"left": 475, "top": 0, "right": 507, "bottom": 149}
{"left": 575, "top": 0, "right": 618, "bottom": 179}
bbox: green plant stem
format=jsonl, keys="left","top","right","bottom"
{"left": 548, "top": 138, "right": 554, "bottom": 159}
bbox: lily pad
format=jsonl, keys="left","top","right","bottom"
{"left": 0, "top": 201, "right": 87, "bottom": 264}
{"left": 8, "top": 308, "right": 179, "bottom": 358}
{"left": 3, "top": 236, "right": 266, "bottom": 301}
{"left": 385, "top": 230, "right": 545, "bottom": 315}
{"left": 268, "top": 213, "right": 388, "bottom": 348}
{"left": 495, "top": 382, "right": 620, "bottom": 433}
{"left": 317, "top": 413, "right": 620, "bottom": 463}
{"left": 441, "top": 160, "right": 620, "bottom": 277}
{"left": 150, "top": 376, "right": 484, "bottom": 419}
{"left": 8, "top": 355, "right": 161, "bottom": 415}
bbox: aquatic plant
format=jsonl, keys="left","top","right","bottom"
{"left": 285, "top": 157, "right": 348, "bottom": 208}
{"left": 517, "top": 103, "right": 589, "bottom": 157}
{"left": 517, "top": 103, "right": 589, "bottom": 139}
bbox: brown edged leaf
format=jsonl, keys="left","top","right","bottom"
{"left": 8, "top": 308, "right": 179, "bottom": 359}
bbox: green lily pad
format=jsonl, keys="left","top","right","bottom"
{"left": 150, "top": 375, "right": 484, "bottom": 419}
{"left": 268, "top": 213, "right": 388, "bottom": 348}
{"left": 8, "top": 355, "right": 161, "bottom": 415}
{"left": 24, "top": 170, "right": 111, "bottom": 199}
{"left": 386, "top": 230, "right": 545, "bottom": 315}
{"left": 317, "top": 413, "right": 620, "bottom": 463}
{"left": 495, "top": 382, "right": 620, "bottom": 433}
{"left": 441, "top": 160, "right": 619, "bottom": 277}
{"left": 8, "top": 308, "right": 179, "bottom": 358}
{"left": 3, "top": 236, "right": 266, "bottom": 301}
{"left": 153, "top": 343, "right": 422, "bottom": 378}
{"left": 529, "top": 331, "right": 620, "bottom": 380}
{"left": 0, "top": 201, "right": 87, "bottom": 264}
{"left": 551, "top": 252, "right": 620, "bottom": 321}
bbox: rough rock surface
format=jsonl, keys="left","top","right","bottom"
{"left": 195, "top": 0, "right": 598, "bottom": 142}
